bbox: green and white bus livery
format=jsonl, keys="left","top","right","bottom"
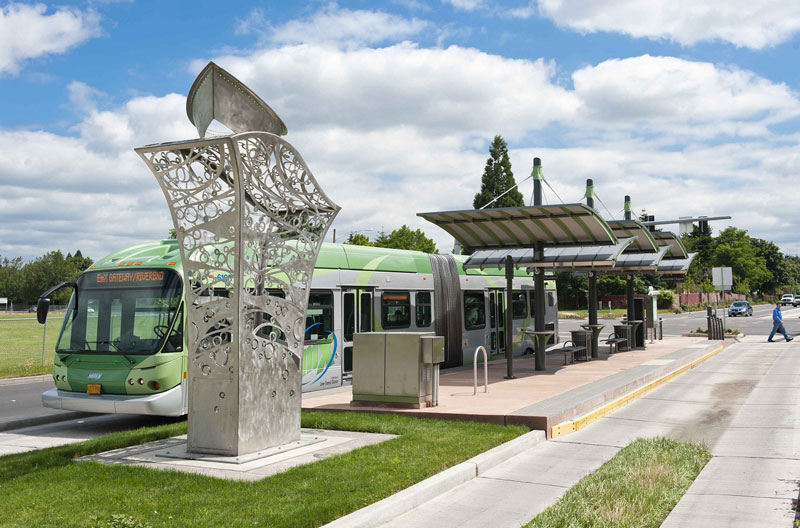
{"left": 40, "top": 239, "right": 558, "bottom": 416}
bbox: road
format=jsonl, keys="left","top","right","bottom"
{"left": 558, "top": 302, "right": 796, "bottom": 341}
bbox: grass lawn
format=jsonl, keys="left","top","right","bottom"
{"left": 0, "top": 411, "right": 526, "bottom": 527}
{"left": 526, "top": 437, "right": 711, "bottom": 528}
{"left": 559, "top": 308, "right": 674, "bottom": 319}
{"left": 0, "top": 314, "right": 65, "bottom": 378}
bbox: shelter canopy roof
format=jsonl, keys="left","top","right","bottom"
{"left": 607, "top": 220, "right": 659, "bottom": 253}
{"left": 418, "top": 204, "right": 617, "bottom": 251}
{"left": 651, "top": 231, "right": 689, "bottom": 258}
{"left": 462, "top": 237, "right": 634, "bottom": 271}
{"left": 657, "top": 253, "right": 698, "bottom": 275}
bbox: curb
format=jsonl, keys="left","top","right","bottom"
{"left": 551, "top": 341, "right": 725, "bottom": 437}
{"left": 0, "top": 374, "right": 52, "bottom": 387}
{"left": 0, "top": 411, "right": 93, "bottom": 432}
{"left": 322, "top": 429, "right": 546, "bottom": 528}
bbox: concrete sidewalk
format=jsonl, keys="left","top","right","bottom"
{"left": 365, "top": 336, "right": 799, "bottom": 527}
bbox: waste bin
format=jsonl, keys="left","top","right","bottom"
{"left": 570, "top": 329, "right": 592, "bottom": 361}
{"left": 614, "top": 324, "right": 632, "bottom": 351}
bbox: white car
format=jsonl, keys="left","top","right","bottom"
{"left": 781, "top": 294, "right": 794, "bottom": 306}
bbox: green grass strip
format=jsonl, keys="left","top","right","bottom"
{"left": 0, "top": 411, "right": 526, "bottom": 528}
{"left": 526, "top": 437, "right": 711, "bottom": 528}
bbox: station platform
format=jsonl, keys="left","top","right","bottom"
{"left": 302, "top": 336, "right": 727, "bottom": 437}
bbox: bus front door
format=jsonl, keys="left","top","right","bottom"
{"left": 341, "top": 288, "right": 374, "bottom": 380}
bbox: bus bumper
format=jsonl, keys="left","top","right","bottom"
{"left": 42, "top": 385, "right": 185, "bottom": 417}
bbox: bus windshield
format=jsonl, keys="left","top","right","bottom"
{"left": 56, "top": 269, "right": 183, "bottom": 355}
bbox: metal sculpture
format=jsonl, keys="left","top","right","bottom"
{"left": 136, "top": 62, "right": 339, "bottom": 456}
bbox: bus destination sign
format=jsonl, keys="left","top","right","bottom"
{"left": 85, "top": 270, "right": 172, "bottom": 289}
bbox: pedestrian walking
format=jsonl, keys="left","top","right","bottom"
{"left": 768, "top": 302, "right": 793, "bottom": 342}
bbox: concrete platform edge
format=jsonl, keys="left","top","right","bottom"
{"left": 322, "top": 429, "right": 546, "bottom": 528}
{"left": 551, "top": 341, "right": 725, "bottom": 437}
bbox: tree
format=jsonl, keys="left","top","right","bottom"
{"left": 345, "top": 233, "right": 373, "bottom": 247}
{"left": 473, "top": 135, "right": 524, "bottom": 210}
{"left": 373, "top": 225, "right": 437, "bottom": 253}
{"left": 712, "top": 227, "right": 771, "bottom": 294}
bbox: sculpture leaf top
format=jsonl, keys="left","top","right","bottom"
{"left": 186, "top": 61, "right": 288, "bottom": 138}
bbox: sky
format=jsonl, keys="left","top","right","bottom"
{"left": 2, "top": 0, "right": 800, "bottom": 261}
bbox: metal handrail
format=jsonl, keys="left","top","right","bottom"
{"left": 473, "top": 346, "right": 488, "bottom": 395}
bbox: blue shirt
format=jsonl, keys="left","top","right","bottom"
{"left": 773, "top": 307, "right": 783, "bottom": 323}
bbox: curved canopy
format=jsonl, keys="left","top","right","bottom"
{"left": 463, "top": 237, "right": 635, "bottom": 271}
{"left": 657, "top": 253, "right": 698, "bottom": 275}
{"left": 607, "top": 220, "right": 659, "bottom": 253}
{"left": 418, "top": 204, "right": 617, "bottom": 252}
{"left": 651, "top": 231, "right": 689, "bottom": 258}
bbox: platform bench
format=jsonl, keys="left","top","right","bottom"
{"left": 604, "top": 335, "right": 627, "bottom": 354}
{"left": 549, "top": 341, "right": 585, "bottom": 365}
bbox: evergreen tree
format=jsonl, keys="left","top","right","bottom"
{"left": 473, "top": 135, "right": 524, "bottom": 210}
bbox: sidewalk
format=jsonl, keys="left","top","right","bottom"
{"left": 360, "top": 336, "right": 799, "bottom": 527}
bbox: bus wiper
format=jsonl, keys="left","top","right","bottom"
{"left": 84, "top": 340, "right": 136, "bottom": 364}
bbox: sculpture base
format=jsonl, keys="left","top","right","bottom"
{"left": 159, "top": 434, "right": 325, "bottom": 464}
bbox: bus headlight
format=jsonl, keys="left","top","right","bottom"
{"left": 138, "top": 378, "right": 144, "bottom": 385}
{"left": 128, "top": 378, "right": 134, "bottom": 385}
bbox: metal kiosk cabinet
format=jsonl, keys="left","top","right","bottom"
{"left": 352, "top": 332, "right": 445, "bottom": 408}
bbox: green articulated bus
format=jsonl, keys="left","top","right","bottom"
{"left": 39, "top": 239, "right": 559, "bottom": 416}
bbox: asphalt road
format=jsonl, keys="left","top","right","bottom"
{"left": 0, "top": 375, "right": 61, "bottom": 425}
{"left": 558, "top": 303, "right": 796, "bottom": 341}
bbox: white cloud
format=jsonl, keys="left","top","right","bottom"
{"left": 443, "top": 0, "right": 485, "bottom": 11}
{"left": 516, "top": 0, "right": 800, "bottom": 49}
{"left": 0, "top": 3, "right": 101, "bottom": 75}
{"left": 572, "top": 55, "right": 800, "bottom": 138}
{"left": 197, "top": 43, "right": 580, "bottom": 139}
{"left": 238, "top": 3, "right": 431, "bottom": 47}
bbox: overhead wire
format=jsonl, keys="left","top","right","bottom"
{"left": 593, "top": 192, "right": 616, "bottom": 220}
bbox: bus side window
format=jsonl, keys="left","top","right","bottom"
{"left": 305, "top": 291, "right": 333, "bottom": 341}
{"left": 382, "top": 291, "right": 410, "bottom": 329}
{"left": 416, "top": 291, "right": 432, "bottom": 328}
{"left": 464, "top": 291, "right": 486, "bottom": 330}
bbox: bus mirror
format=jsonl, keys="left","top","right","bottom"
{"left": 37, "top": 298, "right": 50, "bottom": 324}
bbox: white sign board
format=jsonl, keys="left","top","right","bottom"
{"left": 712, "top": 267, "right": 732, "bottom": 291}
{"left": 0, "top": 297, "right": 6, "bottom": 306}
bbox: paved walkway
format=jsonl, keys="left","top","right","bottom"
{"left": 377, "top": 335, "right": 800, "bottom": 527}
{"left": 304, "top": 336, "right": 712, "bottom": 433}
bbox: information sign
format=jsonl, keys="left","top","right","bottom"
{"left": 712, "top": 267, "right": 732, "bottom": 291}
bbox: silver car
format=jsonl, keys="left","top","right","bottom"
{"left": 728, "top": 300, "right": 753, "bottom": 317}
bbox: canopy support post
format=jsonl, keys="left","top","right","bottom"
{"left": 588, "top": 270, "right": 599, "bottom": 357}
{"left": 534, "top": 243, "right": 547, "bottom": 371}
{"left": 504, "top": 254, "right": 515, "bottom": 379}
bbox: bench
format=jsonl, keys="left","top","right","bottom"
{"left": 604, "top": 333, "right": 627, "bottom": 354}
{"left": 549, "top": 341, "right": 586, "bottom": 365}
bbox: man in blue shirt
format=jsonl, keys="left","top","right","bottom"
{"left": 768, "top": 302, "right": 793, "bottom": 342}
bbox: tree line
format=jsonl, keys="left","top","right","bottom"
{"left": 0, "top": 250, "right": 93, "bottom": 306}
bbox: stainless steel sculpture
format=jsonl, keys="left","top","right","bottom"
{"left": 136, "top": 62, "right": 339, "bottom": 456}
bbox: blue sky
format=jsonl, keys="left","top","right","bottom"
{"left": 2, "top": 0, "right": 800, "bottom": 260}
